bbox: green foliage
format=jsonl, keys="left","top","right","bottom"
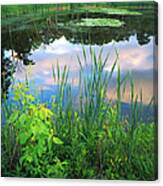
{"left": 87, "top": 7, "right": 142, "bottom": 16}
{"left": 2, "top": 83, "right": 68, "bottom": 177}
{"left": 1, "top": 48, "right": 157, "bottom": 180}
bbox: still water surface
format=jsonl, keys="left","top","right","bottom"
{"left": 6, "top": 34, "right": 156, "bottom": 104}
{"left": 1, "top": 3, "right": 157, "bottom": 108}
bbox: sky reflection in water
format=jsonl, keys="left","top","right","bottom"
{"left": 13, "top": 34, "right": 156, "bottom": 104}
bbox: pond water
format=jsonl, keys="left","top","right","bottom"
{"left": 1, "top": 3, "right": 158, "bottom": 113}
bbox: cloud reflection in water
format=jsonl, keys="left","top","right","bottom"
{"left": 14, "top": 35, "right": 156, "bottom": 104}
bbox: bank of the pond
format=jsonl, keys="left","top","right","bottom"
{"left": 1, "top": 1, "right": 158, "bottom": 180}
{"left": 2, "top": 82, "right": 157, "bottom": 180}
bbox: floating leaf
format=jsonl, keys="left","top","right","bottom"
{"left": 74, "top": 18, "right": 125, "bottom": 28}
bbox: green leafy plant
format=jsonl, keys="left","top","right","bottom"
{"left": 2, "top": 83, "right": 68, "bottom": 177}
{"left": 1, "top": 47, "right": 157, "bottom": 180}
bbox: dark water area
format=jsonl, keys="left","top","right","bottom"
{"left": 1, "top": 2, "right": 158, "bottom": 122}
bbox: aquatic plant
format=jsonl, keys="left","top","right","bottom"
{"left": 73, "top": 18, "right": 125, "bottom": 28}
{"left": 1, "top": 47, "right": 157, "bottom": 180}
{"left": 86, "top": 7, "right": 142, "bottom": 16}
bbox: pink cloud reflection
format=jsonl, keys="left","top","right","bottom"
{"left": 15, "top": 35, "right": 156, "bottom": 103}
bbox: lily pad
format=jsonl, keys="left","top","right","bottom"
{"left": 85, "top": 8, "right": 142, "bottom": 16}
{"left": 74, "top": 18, "right": 125, "bottom": 28}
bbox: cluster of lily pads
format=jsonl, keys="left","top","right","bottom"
{"left": 75, "top": 18, "right": 125, "bottom": 28}
{"left": 87, "top": 7, "right": 142, "bottom": 16}
{"left": 69, "top": 7, "right": 141, "bottom": 28}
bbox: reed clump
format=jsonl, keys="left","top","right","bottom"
{"left": 1, "top": 47, "right": 157, "bottom": 180}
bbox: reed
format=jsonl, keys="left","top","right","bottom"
{"left": 1, "top": 46, "right": 156, "bottom": 180}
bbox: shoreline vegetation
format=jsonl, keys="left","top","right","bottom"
{"left": 2, "top": 47, "right": 157, "bottom": 179}
{"left": 1, "top": 2, "right": 157, "bottom": 180}
{"left": 1, "top": 2, "right": 155, "bottom": 28}
{"left": 1, "top": 2, "right": 155, "bottom": 18}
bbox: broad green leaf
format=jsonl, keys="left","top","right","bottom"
{"left": 53, "top": 137, "right": 63, "bottom": 145}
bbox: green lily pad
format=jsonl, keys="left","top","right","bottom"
{"left": 74, "top": 18, "right": 125, "bottom": 28}
{"left": 85, "top": 7, "right": 142, "bottom": 16}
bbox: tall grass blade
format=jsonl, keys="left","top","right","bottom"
{"left": 52, "top": 64, "right": 56, "bottom": 82}
{"left": 57, "top": 61, "right": 60, "bottom": 82}
{"left": 116, "top": 62, "right": 121, "bottom": 122}
{"left": 81, "top": 44, "right": 87, "bottom": 63}
{"left": 77, "top": 55, "right": 83, "bottom": 71}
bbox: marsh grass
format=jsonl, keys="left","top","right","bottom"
{"left": 1, "top": 46, "right": 157, "bottom": 180}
